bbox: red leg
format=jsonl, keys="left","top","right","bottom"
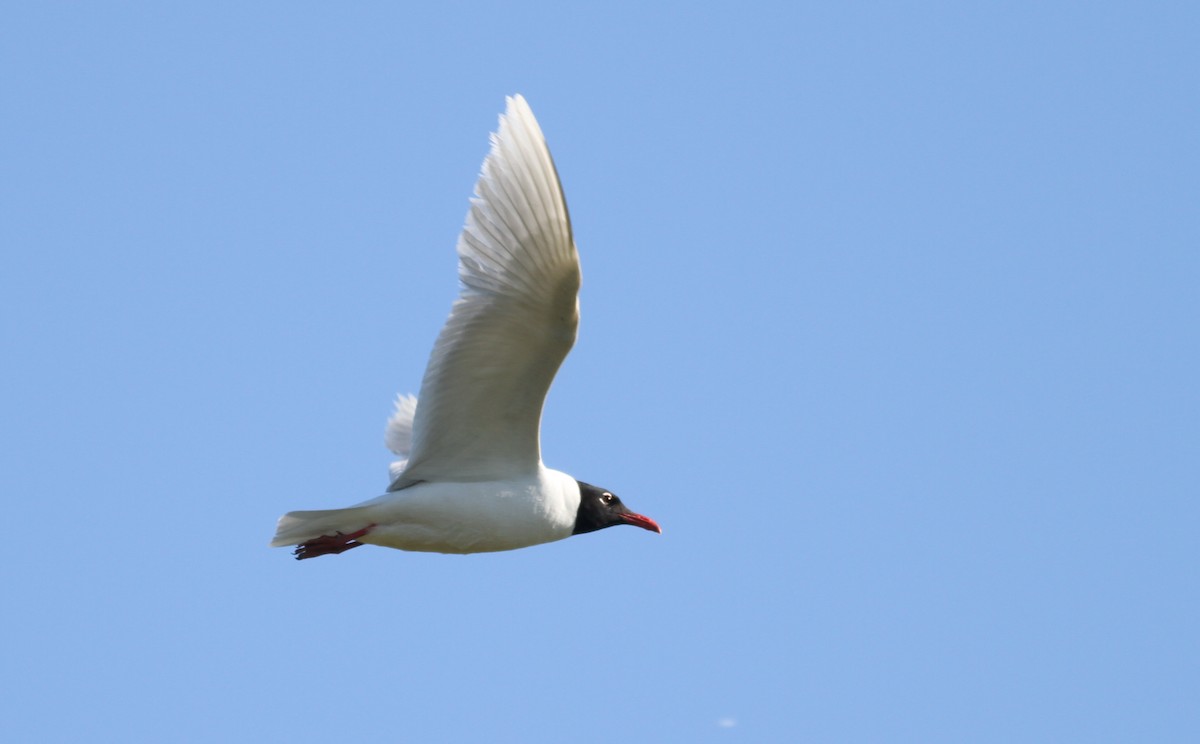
{"left": 294, "top": 524, "right": 376, "bottom": 560}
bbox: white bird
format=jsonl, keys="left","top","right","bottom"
{"left": 271, "top": 95, "right": 660, "bottom": 559}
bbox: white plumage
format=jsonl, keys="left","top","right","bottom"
{"left": 270, "top": 96, "right": 658, "bottom": 559}
{"left": 385, "top": 393, "right": 417, "bottom": 481}
{"left": 388, "top": 95, "right": 578, "bottom": 489}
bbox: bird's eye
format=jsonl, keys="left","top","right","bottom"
{"left": 601, "top": 492, "right": 614, "bottom": 504}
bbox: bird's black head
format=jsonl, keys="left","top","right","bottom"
{"left": 572, "top": 480, "right": 661, "bottom": 536}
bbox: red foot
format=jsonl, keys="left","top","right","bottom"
{"left": 294, "top": 524, "right": 376, "bottom": 560}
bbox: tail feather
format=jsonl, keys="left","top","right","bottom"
{"left": 270, "top": 506, "right": 375, "bottom": 548}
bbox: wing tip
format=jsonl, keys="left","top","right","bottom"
{"left": 497, "top": 93, "right": 545, "bottom": 148}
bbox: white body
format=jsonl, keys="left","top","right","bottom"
{"left": 271, "top": 96, "right": 587, "bottom": 556}
{"left": 272, "top": 469, "right": 581, "bottom": 554}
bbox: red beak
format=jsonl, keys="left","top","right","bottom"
{"left": 621, "top": 512, "right": 662, "bottom": 534}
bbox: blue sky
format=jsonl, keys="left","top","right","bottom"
{"left": 3, "top": 2, "right": 1197, "bottom": 741}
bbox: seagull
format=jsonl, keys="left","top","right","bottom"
{"left": 270, "top": 95, "right": 660, "bottom": 560}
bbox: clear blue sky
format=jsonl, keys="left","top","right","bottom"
{"left": 3, "top": 2, "right": 1197, "bottom": 742}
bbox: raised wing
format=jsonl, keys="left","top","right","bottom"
{"left": 385, "top": 393, "right": 417, "bottom": 481}
{"left": 389, "top": 95, "right": 579, "bottom": 490}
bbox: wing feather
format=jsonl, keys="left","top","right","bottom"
{"left": 389, "top": 96, "right": 579, "bottom": 490}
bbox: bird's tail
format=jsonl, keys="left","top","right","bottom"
{"left": 269, "top": 506, "right": 375, "bottom": 548}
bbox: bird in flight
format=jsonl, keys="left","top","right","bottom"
{"left": 271, "top": 95, "right": 660, "bottom": 559}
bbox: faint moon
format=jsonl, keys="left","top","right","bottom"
{"left": 717, "top": 717, "right": 737, "bottom": 728}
